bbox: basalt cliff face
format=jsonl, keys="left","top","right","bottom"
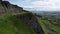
{"left": 0, "top": 1, "right": 23, "bottom": 15}
{"left": 0, "top": 1, "right": 44, "bottom": 34}
{"left": 15, "top": 13, "right": 44, "bottom": 34}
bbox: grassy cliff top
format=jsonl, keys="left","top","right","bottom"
{"left": 0, "top": 12, "right": 35, "bottom": 34}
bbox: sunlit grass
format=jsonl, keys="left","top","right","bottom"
{"left": 0, "top": 12, "right": 35, "bottom": 34}
{"left": 38, "top": 17, "right": 60, "bottom": 34}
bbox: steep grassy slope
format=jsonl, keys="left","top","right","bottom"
{"left": 0, "top": 12, "right": 36, "bottom": 34}
{"left": 0, "top": 1, "right": 44, "bottom": 34}
{"left": 38, "top": 16, "right": 60, "bottom": 34}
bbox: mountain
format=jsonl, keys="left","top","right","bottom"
{"left": 24, "top": 7, "right": 60, "bottom": 15}
{"left": 0, "top": 0, "right": 44, "bottom": 34}
{"left": 24, "top": 8, "right": 60, "bottom": 34}
{"left": 1, "top": 0, "right": 60, "bottom": 34}
{"left": 0, "top": 1, "right": 23, "bottom": 15}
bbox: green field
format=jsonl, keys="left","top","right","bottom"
{"left": 0, "top": 12, "right": 35, "bottom": 34}
{"left": 38, "top": 15, "right": 60, "bottom": 34}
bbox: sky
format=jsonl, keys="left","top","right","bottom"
{"left": 6, "top": 0, "right": 60, "bottom": 11}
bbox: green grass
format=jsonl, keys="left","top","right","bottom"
{"left": 0, "top": 12, "right": 35, "bottom": 34}
{"left": 38, "top": 18, "right": 48, "bottom": 34}
{"left": 38, "top": 17, "right": 60, "bottom": 34}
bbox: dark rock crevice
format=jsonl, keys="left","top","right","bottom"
{"left": 0, "top": 1, "right": 44, "bottom": 34}
{"left": 15, "top": 13, "right": 44, "bottom": 34}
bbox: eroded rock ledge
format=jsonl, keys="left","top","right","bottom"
{"left": 15, "top": 12, "right": 44, "bottom": 34}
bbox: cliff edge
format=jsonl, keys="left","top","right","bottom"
{"left": 0, "top": 1, "right": 44, "bottom": 34}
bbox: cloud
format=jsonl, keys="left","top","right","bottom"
{"left": 6, "top": 0, "right": 32, "bottom": 6}
{"left": 6, "top": 0, "right": 60, "bottom": 11}
{"left": 24, "top": 0, "right": 60, "bottom": 11}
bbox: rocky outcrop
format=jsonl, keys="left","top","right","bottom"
{"left": 0, "top": 1, "right": 44, "bottom": 34}
{"left": 0, "top": 1, "right": 23, "bottom": 15}
{"left": 15, "top": 12, "right": 44, "bottom": 34}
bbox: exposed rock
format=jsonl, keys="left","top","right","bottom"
{"left": 15, "top": 13, "right": 44, "bottom": 34}
{"left": 0, "top": 1, "right": 23, "bottom": 15}
{"left": 0, "top": 1, "right": 44, "bottom": 34}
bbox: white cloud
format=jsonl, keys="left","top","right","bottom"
{"left": 6, "top": 0, "right": 60, "bottom": 11}
{"left": 23, "top": 0, "right": 31, "bottom": 2}
{"left": 25, "top": 0, "right": 60, "bottom": 11}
